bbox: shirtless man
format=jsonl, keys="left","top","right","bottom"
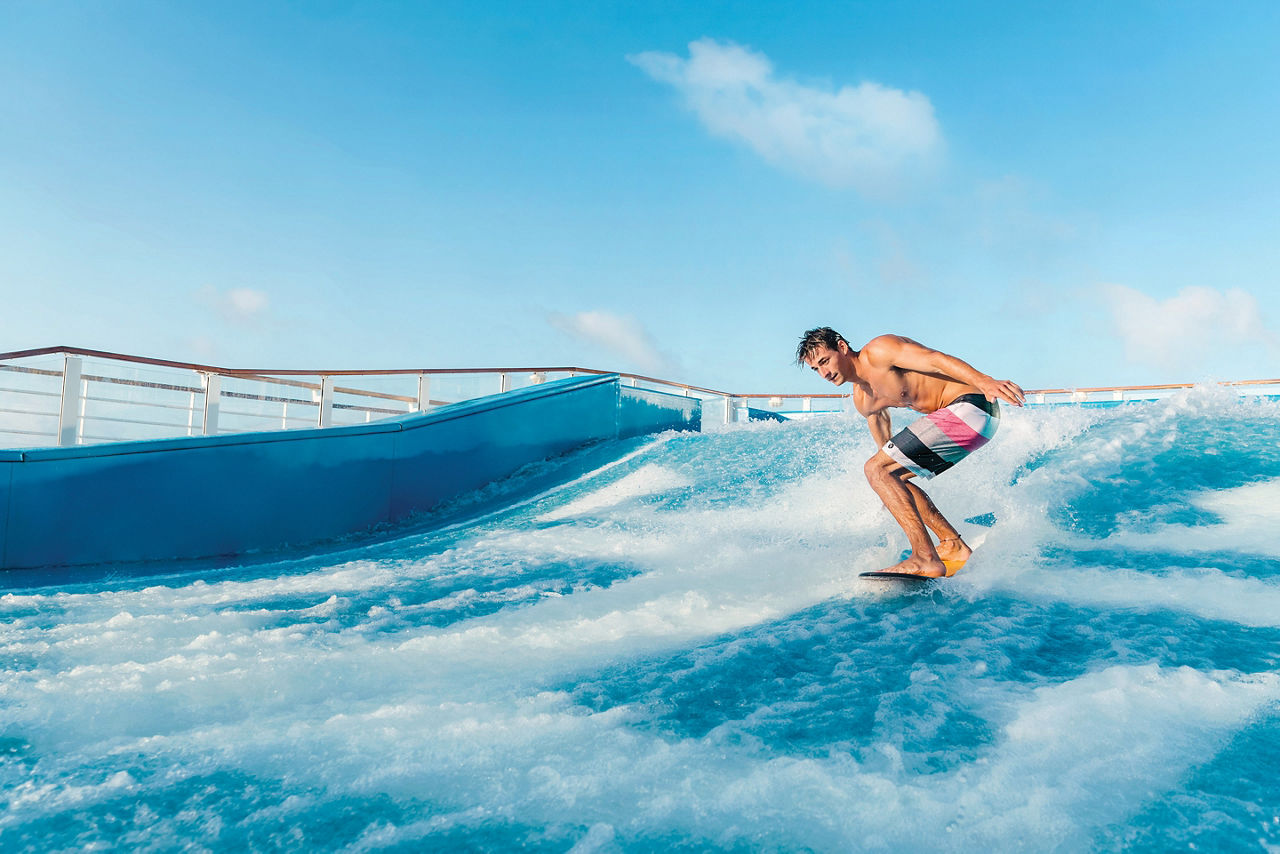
{"left": 796, "top": 327, "right": 1025, "bottom": 577}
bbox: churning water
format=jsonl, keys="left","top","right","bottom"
{"left": 3, "top": 387, "right": 1279, "bottom": 852}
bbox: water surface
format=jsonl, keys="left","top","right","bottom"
{"left": 3, "top": 387, "right": 1279, "bottom": 851}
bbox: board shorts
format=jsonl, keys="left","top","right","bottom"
{"left": 881, "top": 393, "right": 1000, "bottom": 479}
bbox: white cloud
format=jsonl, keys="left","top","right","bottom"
{"left": 629, "top": 38, "right": 942, "bottom": 194}
{"left": 226, "top": 288, "right": 268, "bottom": 319}
{"left": 1103, "top": 284, "right": 1278, "bottom": 372}
{"left": 548, "top": 310, "right": 678, "bottom": 377}
{"left": 197, "top": 286, "right": 270, "bottom": 324}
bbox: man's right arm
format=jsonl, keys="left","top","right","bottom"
{"left": 867, "top": 411, "right": 892, "bottom": 448}
{"left": 853, "top": 387, "right": 893, "bottom": 448}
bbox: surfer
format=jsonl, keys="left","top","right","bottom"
{"left": 796, "top": 327, "right": 1025, "bottom": 577}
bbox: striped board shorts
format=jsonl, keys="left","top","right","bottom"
{"left": 881, "top": 393, "right": 1000, "bottom": 479}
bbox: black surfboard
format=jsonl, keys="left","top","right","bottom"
{"left": 859, "top": 570, "right": 942, "bottom": 582}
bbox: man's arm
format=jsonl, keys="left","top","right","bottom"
{"left": 866, "top": 411, "right": 892, "bottom": 447}
{"left": 865, "top": 335, "right": 1026, "bottom": 406}
{"left": 851, "top": 386, "right": 893, "bottom": 447}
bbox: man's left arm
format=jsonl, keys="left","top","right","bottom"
{"left": 882, "top": 336, "right": 1026, "bottom": 406}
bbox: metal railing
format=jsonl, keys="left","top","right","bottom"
{"left": 1021, "top": 379, "right": 1280, "bottom": 406}
{"left": 2, "top": 346, "right": 1276, "bottom": 449}
{"left": 0, "top": 346, "right": 850, "bottom": 449}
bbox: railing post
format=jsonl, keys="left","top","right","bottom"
{"left": 723, "top": 394, "right": 732, "bottom": 425}
{"left": 202, "top": 373, "right": 221, "bottom": 435}
{"left": 78, "top": 388, "right": 89, "bottom": 443}
{"left": 500, "top": 372, "right": 509, "bottom": 393}
{"left": 318, "top": 376, "right": 335, "bottom": 427}
{"left": 416, "top": 374, "right": 431, "bottom": 411}
{"left": 57, "top": 355, "right": 83, "bottom": 446}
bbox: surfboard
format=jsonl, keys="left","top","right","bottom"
{"left": 860, "top": 554, "right": 966, "bottom": 580}
{"left": 859, "top": 570, "right": 941, "bottom": 582}
{"left": 864, "top": 530, "right": 988, "bottom": 582}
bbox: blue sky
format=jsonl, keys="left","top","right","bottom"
{"left": 2, "top": 1, "right": 1278, "bottom": 392}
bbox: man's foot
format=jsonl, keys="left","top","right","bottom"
{"left": 935, "top": 537, "right": 972, "bottom": 577}
{"left": 877, "top": 553, "right": 947, "bottom": 578}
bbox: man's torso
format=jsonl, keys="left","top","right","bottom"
{"left": 852, "top": 358, "right": 978, "bottom": 416}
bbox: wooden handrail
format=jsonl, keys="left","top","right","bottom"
{"left": 1024, "top": 379, "right": 1280, "bottom": 395}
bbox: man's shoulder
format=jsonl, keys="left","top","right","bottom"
{"left": 860, "top": 334, "right": 908, "bottom": 363}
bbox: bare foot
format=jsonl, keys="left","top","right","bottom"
{"left": 878, "top": 553, "right": 947, "bottom": 578}
{"left": 935, "top": 536, "right": 971, "bottom": 574}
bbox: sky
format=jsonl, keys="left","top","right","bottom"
{"left": 2, "top": 0, "right": 1278, "bottom": 393}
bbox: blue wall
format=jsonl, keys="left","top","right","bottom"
{"left": 743, "top": 407, "right": 787, "bottom": 423}
{"left": 0, "top": 375, "right": 699, "bottom": 571}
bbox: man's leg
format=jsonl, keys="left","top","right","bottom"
{"left": 863, "top": 451, "right": 947, "bottom": 576}
{"left": 904, "top": 481, "right": 971, "bottom": 567}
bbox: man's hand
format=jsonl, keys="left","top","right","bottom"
{"left": 977, "top": 378, "right": 1026, "bottom": 407}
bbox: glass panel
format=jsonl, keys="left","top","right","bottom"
{"left": 218, "top": 374, "right": 319, "bottom": 433}
{"left": 0, "top": 355, "right": 64, "bottom": 447}
{"left": 328, "top": 374, "right": 419, "bottom": 425}
{"left": 77, "top": 359, "right": 206, "bottom": 443}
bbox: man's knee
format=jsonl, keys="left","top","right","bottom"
{"left": 864, "top": 452, "right": 909, "bottom": 484}
{"left": 862, "top": 454, "right": 882, "bottom": 481}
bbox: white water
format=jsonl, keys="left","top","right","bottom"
{"left": 3, "top": 388, "right": 1279, "bottom": 851}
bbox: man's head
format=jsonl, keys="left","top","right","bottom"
{"left": 795, "top": 327, "right": 847, "bottom": 365}
{"left": 796, "top": 327, "right": 857, "bottom": 386}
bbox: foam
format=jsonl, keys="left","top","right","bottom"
{"left": 1106, "top": 478, "right": 1280, "bottom": 557}
{"left": 951, "top": 665, "right": 1280, "bottom": 849}
{"left": 49, "top": 664, "right": 1266, "bottom": 851}
{"left": 538, "top": 463, "right": 693, "bottom": 521}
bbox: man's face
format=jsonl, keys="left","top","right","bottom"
{"left": 804, "top": 341, "right": 853, "bottom": 386}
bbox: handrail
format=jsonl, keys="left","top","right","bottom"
{"left": 1026, "top": 378, "right": 1280, "bottom": 395}
{"left": 0, "top": 345, "right": 846, "bottom": 400}
{"left": 0, "top": 345, "right": 631, "bottom": 381}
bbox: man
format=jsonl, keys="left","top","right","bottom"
{"left": 796, "top": 327, "right": 1025, "bottom": 577}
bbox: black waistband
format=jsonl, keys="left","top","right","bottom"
{"left": 946, "top": 393, "right": 999, "bottom": 416}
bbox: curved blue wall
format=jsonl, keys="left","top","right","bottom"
{"left": 0, "top": 375, "right": 699, "bottom": 571}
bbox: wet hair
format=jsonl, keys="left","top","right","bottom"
{"left": 795, "top": 327, "right": 848, "bottom": 365}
